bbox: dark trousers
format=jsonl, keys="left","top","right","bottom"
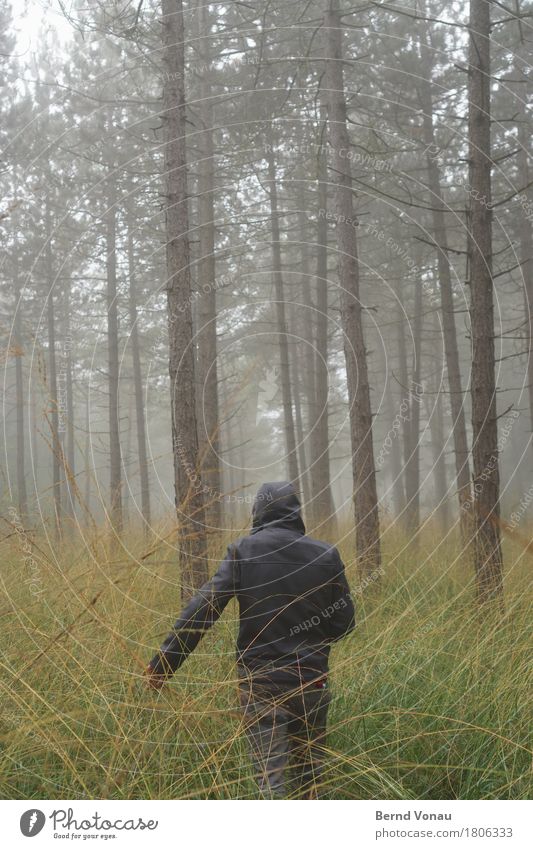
{"left": 239, "top": 674, "right": 331, "bottom": 799}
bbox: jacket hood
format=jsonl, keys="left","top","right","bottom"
{"left": 251, "top": 481, "right": 305, "bottom": 535}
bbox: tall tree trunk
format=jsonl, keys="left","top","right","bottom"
{"left": 105, "top": 175, "right": 123, "bottom": 538}
{"left": 431, "top": 388, "right": 450, "bottom": 530}
{"left": 310, "top": 112, "right": 337, "bottom": 535}
{"left": 84, "top": 392, "right": 91, "bottom": 517}
{"left": 61, "top": 277, "right": 75, "bottom": 521}
{"left": 515, "top": 35, "right": 533, "bottom": 460}
{"left": 294, "top": 190, "right": 314, "bottom": 512}
{"left": 14, "top": 323, "right": 27, "bottom": 520}
{"left": 13, "top": 225, "right": 27, "bottom": 518}
{"left": 45, "top": 197, "right": 61, "bottom": 539}
{"left": 31, "top": 384, "right": 39, "bottom": 502}
{"left": 290, "top": 353, "right": 311, "bottom": 507}
{"left": 404, "top": 276, "right": 423, "bottom": 534}
{"left": 266, "top": 148, "right": 300, "bottom": 485}
{"left": 396, "top": 290, "right": 410, "bottom": 525}
{"left": 123, "top": 390, "right": 135, "bottom": 528}
{"left": 162, "top": 0, "right": 208, "bottom": 599}
{"left": 384, "top": 360, "right": 405, "bottom": 518}
{"left": 468, "top": 0, "right": 504, "bottom": 605}
{"left": 418, "top": 16, "right": 472, "bottom": 536}
{"left": 325, "top": 0, "right": 381, "bottom": 576}
{"left": 127, "top": 218, "right": 152, "bottom": 532}
{"left": 424, "top": 338, "right": 450, "bottom": 531}
{"left": 195, "top": 0, "right": 221, "bottom": 527}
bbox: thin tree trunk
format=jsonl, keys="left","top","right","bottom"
{"left": 220, "top": 350, "right": 236, "bottom": 509}
{"left": 105, "top": 175, "right": 123, "bottom": 537}
{"left": 127, "top": 218, "right": 152, "bottom": 531}
{"left": 84, "top": 392, "right": 91, "bottom": 517}
{"left": 468, "top": 0, "right": 504, "bottom": 605}
{"left": 325, "top": 0, "right": 381, "bottom": 576}
{"left": 293, "top": 191, "right": 313, "bottom": 511}
{"left": 290, "top": 353, "right": 311, "bottom": 507}
{"left": 31, "top": 385, "right": 39, "bottom": 502}
{"left": 404, "top": 276, "right": 423, "bottom": 534}
{"left": 237, "top": 413, "right": 247, "bottom": 511}
{"left": 418, "top": 16, "right": 471, "bottom": 536}
{"left": 310, "top": 113, "right": 337, "bottom": 535}
{"left": 432, "top": 388, "right": 450, "bottom": 530}
{"left": 384, "top": 362, "right": 405, "bottom": 517}
{"left": 424, "top": 342, "right": 450, "bottom": 530}
{"left": 162, "top": 0, "right": 208, "bottom": 599}
{"left": 297, "top": 194, "right": 316, "bottom": 422}
{"left": 195, "top": 0, "right": 221, "bottom": 526}
{"left": 519, "top": 159, "right": 533, "bottom": 455}
{"left": 13, "top": 225, "right": 27, "bottom": 518}
{"left": 45, "top": 197, "right": 61, "bottom": 539}
{"left": 123, "top": 390, "right": 135, "bottom": 528}
{"left": 61, "top": 277, "right": 75, "bottom": 521}
{"left": 515, "top": 38, "right": 533, "bottom": 457}
{"left": 266, "top": 148, "right": 300, "bottom": 486}
{"left": 396, "top": 291, "right": 410, "bottom": 525}
{"left": 14, "top": 325, "right": 27, "bottom": 519}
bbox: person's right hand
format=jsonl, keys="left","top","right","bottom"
{"left": 145, "top": 664, "right": 166, "bottom": 690}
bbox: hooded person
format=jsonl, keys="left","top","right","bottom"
{"left": 146, "top": 481, "right": 355, "bottom": 798}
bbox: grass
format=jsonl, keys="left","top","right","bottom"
{"left": 0, "top": 517, "right": 531, "bottom": 799}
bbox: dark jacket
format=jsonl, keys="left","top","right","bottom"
{"left": 149, "top": 481, "right": 355, "bottom": 688}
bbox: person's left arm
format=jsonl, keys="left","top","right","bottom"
{"left": 146, "top": 545, "right": 239, "bottom": 687}
{"left": 325, "top": 547, "right": 356, "bottom": 643}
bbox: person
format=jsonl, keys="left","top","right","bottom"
{"left": 146, "top": 481, "right": 355, "bottom": 799}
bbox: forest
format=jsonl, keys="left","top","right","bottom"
{"left": 0, "top": 0, "right": 532, "bottom": 800}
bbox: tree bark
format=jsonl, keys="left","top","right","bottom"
{"left": 515, "top": 36, "right": 533, "bottom": 462}
{"left": 432, "top": 388, "right": 450, "bottom": 531}
{"left": 84, "top": 392, "right": 91, "bottom": 518}
{"left": 310, "top": 114, "right": 337, "bottom": 535}
{"left": 418, "top": 16, "right": 472, "bottom": 535}
{"left": 45, "top": 197, "right": 61, "bottom": 539}
{"left": 195, "top": 0, "right": 221, "bottom": 527}
{"left": 105, "top": 175, "right": 123, "bottom": 537}
{"left": 294, "top": 188, "right": 314, "bottom": 511}
{"left": 404, "top": 276, "right": 423, "bottom": 534}
{"left": 325, "top": 0, "right": 381, "bottom": 576}
{"left": 396, "top": 294, "right": 410, "bottom": 523}
{"left": 127, "top": 217, "right": 152, "bottom": 532}
{"left": 61, "top": 277, "right": 75, "bottom": 521}
{"left": 468, "top": 0, "right": 504, "bottom": 605}
{"left": 383, "top": 358, "right": 405, "bottom": 517}
{"left": 31, "top": 384, "right": 39, "bottom": 502}
{"left": 424, "top": 332, "right": 450, "bottom": 531}
{"left": 266, "top": 148, "right": 300, "bottom": 486}
{"left": 162, "top": 0, "right": 208, "bottom": 599}
{"left": 12, "top": 224, "right": 27, "bottom": 518}
{"left": 290, "top": 351, "right": 311, "bottom": 507}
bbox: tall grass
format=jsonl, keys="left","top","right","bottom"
{"left": 0, "top": 518, "right": 531, "bottom": 799}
